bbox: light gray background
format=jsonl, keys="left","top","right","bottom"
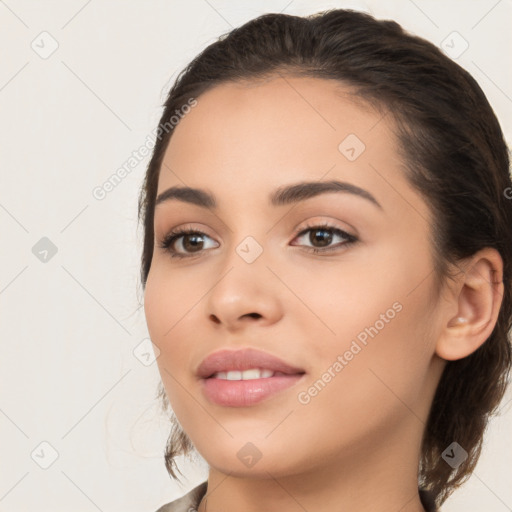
{"left": 1, "top": 1, "right": 511, "bottom": 511}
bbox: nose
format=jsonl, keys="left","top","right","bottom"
{"left": 204, "top": 253, "right": 284, "bottom": 332}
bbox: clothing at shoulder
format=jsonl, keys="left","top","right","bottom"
{"left": 154, "top": 481, "right": 207, "bottom": 512}
{"left": 155, "top": 482, "right": 438, "bottom": 512}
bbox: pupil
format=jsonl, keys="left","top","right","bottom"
{"left": 311, "top": 229, "right": 332, "bottom": 247}
{"left": 183, "top": 234, "right": 203, "bottom": 252}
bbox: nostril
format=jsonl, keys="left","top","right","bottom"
{"left": 209, "top": 314, "right": 221, "bottom": 324}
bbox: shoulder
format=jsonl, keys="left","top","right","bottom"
{"left": 154, "top": 481, "right": 208, "bottom": 512}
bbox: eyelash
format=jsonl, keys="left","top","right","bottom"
{"left": 158, "top": 222, "right": 358, "bottom": 260}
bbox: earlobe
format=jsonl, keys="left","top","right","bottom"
{"left": 435, "top": 248, "right": 504, "bottom": 362}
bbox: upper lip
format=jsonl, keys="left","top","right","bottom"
{"left": 196, "top": 348, "right": 306, "bottom": 378}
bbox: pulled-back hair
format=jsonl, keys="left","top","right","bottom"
{"left": 137, "top": 8, "right": 512, "bottom": 508}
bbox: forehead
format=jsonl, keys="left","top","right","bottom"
{"left": 158, "top": 76, "right": 408, "bottom": 212}
{"left": 164, "top": 76, "right": 386, "bottom": 158}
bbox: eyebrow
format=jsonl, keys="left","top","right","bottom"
{"left": 155, "top": 180, "right": 382, "bottom": 210}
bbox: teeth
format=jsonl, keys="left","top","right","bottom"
{"left": 212, "top": 368, "right": 276, "bottom": 380}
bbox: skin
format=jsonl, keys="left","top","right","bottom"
{"left": 143, "top": 75, "right": 504, "bottom": 512}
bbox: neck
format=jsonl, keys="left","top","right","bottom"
{"left": 197, "top": 416, "right": 428, "bottom": 512}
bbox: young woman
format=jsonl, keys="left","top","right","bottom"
{"left": 138, "top": 8, "right": 512, "bottom": 512}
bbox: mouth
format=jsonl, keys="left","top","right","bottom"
{"left": 197, "top": 348, "right": 306, "bottom": 407}
{"left": 209, "top": 368, "right": 291, "bottom": 380}
{"left": 197, "top": 347, "right": 305, "bottom": 378}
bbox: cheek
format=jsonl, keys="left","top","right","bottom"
{"left": 144, "top": 271, "right": 198, "bottom": 415}
{"left": 289, "top": 300, "right": 433, "bottom": 460}
{"left": 280, "top": 253, "right": 401, "bottom": 358}
{"left": 143, "top": 268, "right": 194, "bottom": 369}
{"left": 291, "top": 244, "right": 435, "bottom": 400}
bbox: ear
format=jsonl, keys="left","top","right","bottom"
{"left": 435, "top": 247, "right": 504, "bottom": 361}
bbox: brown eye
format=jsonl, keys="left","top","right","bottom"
{"left": 308, "top": 228, "right": 333, "bottom": 247}
{"left": 291, "top": 223, "right": 358, "bottom": 254}
{"left": 159, "top": 228, "right": 219, "bottom": 259}
{"left": 180, "top": 233, "right": 205, "bottom": 252}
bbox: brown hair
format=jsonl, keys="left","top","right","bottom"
{"left": 137, "top": 8, "right": 512, "bottom": 508}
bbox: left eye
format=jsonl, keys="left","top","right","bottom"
{"left": 291, "top": 224, "right": 358, "bottom": 254}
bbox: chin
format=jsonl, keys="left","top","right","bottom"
{"left": 195, "top": 435, "right": 306, "bottom": 478}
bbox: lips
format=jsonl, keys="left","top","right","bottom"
{"left": 196, "top": 348, "right": 306, "bottom": 407}
{"left": 196, "top": 348, "right": 305, "bottom": 379}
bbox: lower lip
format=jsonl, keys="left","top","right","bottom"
{"left": 201, "top": 374, "right": 305, "bottom": 407}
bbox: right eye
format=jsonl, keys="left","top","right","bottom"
{"left": 158, "top": 227, "right": 219, "bottom": 259}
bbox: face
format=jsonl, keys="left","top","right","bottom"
{"left": 144, "top": 75, "right": 448, "bottom": 479}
